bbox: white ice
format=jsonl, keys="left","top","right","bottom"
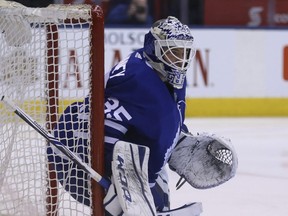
{"left": 2, "top": 117, "right": 287, "bottom": 215}
{"left": 169, "top": 117, "right": 288, "bottom": 216}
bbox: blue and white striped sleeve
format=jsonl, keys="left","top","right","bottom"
{"left": 104, "top": 119, "right": 128, "bottom": 145}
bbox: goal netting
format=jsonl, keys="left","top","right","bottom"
{"left": 0, "top": 1, "right": 104, "bottom": 215}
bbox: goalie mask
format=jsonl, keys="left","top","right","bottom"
{"left": 143, "top": 16, "right": 196, "bottom": 89}
{"left": 168, "top": 132, "right": 238, "bottom": 189}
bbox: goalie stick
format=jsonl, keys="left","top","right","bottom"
{"left": 1, "top": 95, "right": 203, "bottom": 216}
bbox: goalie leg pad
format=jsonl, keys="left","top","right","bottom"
{"left": 112, "top": 141, "right": 157, "bottom": 216}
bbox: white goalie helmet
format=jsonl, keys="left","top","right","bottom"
{"left": 143, "top": 16, "right": 196, "bottom": 89}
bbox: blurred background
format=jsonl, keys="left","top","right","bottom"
{"left": 6, "top": 0, "right": 288, "bottom": 27}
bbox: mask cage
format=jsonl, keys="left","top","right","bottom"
{"left": 154, "top": 40, "right": 195, "bottom": 71}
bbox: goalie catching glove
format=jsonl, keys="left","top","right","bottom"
{"left": 168, "top": 131, "right": 238, "bottom": 189}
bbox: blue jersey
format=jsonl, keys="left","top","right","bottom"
{"left": 104, "top": 49, "right": 186, "bottom": 183}
{"left": 47, "top": 48, "right": 187, "bottom": 207}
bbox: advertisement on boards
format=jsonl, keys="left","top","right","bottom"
{"left": 103, "top": 28, "right": 288, "bottom": 98}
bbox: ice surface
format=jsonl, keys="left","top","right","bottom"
{"left": 2, "top": 117, "right": 287, "bottom": 215}
{"left": 169, "top": 117, "right": 288, "bottom": 216}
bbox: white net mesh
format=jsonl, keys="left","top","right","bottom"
{"left": 0, "top": 2, "right": 101, "bottom": 215}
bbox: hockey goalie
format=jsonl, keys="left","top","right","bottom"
{"left": 47, "top": 16, "right": 238, "bottom": 216}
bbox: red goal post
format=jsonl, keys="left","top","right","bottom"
{"left": 0, "top": 2, "right": 104, "bottom": 216}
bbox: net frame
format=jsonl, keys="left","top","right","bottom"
{"left": 0, "top": 2, "right": 104, "bottom": 216}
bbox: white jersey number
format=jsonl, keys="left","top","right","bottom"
{"left": 105, "top": 98, "right": 132, "bottom": 122}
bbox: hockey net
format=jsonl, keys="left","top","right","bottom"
{"left": 0, "top": 1, "right": 104, "bottom": 215}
